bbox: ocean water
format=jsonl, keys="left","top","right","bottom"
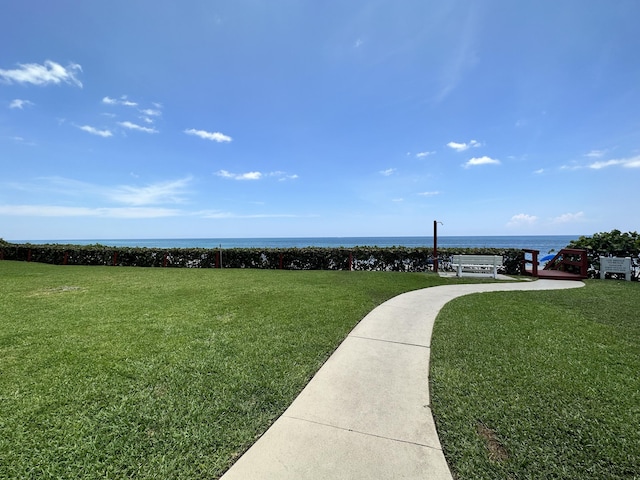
{"left": 15, "top": 235, "right": 581, "bottom": 255}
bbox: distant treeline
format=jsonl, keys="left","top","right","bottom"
{"left": 0, "top": 241, "right": 524, "bottom": 274}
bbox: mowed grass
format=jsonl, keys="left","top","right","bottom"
{"left": 431, "top": 280, "right": 640, "bottom": 479}
{"left": 0, "top": 261, "right": 450, "bottom": 479}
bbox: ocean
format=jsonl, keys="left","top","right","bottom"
{"left": 14, "top": 235, "right": 582, "bottom": 255}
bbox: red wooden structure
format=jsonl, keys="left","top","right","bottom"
{"left": 522, "top": 248, "right": 588, "bottom": 280}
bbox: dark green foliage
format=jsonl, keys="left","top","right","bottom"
{"left": 568, "top": 229, "right": 640, "bottom": 279}
{"left": 0, "top": 242, "right": 524, "bottom": 274}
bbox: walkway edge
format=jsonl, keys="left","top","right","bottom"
{"left": 221, "top": 279, "right": 584, "bottom": 479}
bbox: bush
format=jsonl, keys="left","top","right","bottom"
{"left": 568, "top": 230, "right": 640, "bottom": 280}
{"left": 0, "top": 242, "right": 525, "bottom": 274}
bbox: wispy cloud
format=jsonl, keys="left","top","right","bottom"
{"left": 588, "top": 155, "right": 640, "bottom": 169}
{"left": 197, "top": 210, "right": 305, "bottom": 219}
{"left": 216, "top": 170, "right": 262, "bottom": 180}
{"left": 418, "top": 191, "right": 440, "bottom": 196}
{"left": 380, "top": 168, "right": 396, "bottom": 176}
{"left": 0, "top": 60, "right": 82, "bottom": 87}
{"left": 416, "top": 151, "right": 435, "bottom": 158}
{"left": 6, "top": 176, "right": 193, "bottom": 207}
{"left": 102, "top": 95, "right": 138, "bottom": 107}
{"left": 78, "top": 125, "right": 113, "bottom": 138}
{"left": 140, "top": 108, "right": 161, "bottom": 117}
{"left": 508, "top": 213, "right": 538, "bottom": 226}
{"left": 463, "top": 156, "right": 500, "bottom": 168}
{"left": 447, "top": 139, "right": 480, "bottom": 152}
{"left": 118, "top": 121, "right": 158, "bottom": 134}
{"left": 109, "top": 177, "right": 193, "bottom": 206}
{"left": 0, "top": 205, "right": 180, "bottom": 218}
{"left": 585, "top": 149, "right": 606, "bottom": 158}
{"left": 552, "top": 211, "right": 584, "bottom": 224}
{"left": 185, "top": 128, "right": 232, "bottom": 143}
{"left": 9, "top": 99, "right": 34, "bottom": 109}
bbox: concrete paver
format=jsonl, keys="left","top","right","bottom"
{"left": 221, "top": 279, "right": 584, "bottom": 479}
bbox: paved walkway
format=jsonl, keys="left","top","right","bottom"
{"left": 221, "top": 279, "right": 584, "bottom": 479}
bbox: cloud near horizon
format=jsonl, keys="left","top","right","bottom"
{"left": 0, "top": 60, "right": 82, "bottom": 87}
{"left": 0, "top": 205, "right": 181, "bottom": 218}
{"left": 508, "top": 213, "right": 538, "bottom": 226}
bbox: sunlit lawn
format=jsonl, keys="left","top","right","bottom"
{"left": 431, "top": 280, "right": 640, "bottom": 479}
{"left": 0, "top": 261, "right": 445, "bottom": 479}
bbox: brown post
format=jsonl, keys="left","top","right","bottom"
{"left": 112, "top": 252, "right": 118, "bottom": 266}
{"left": 433, "top": 220, "right": 438, "bottom": 273}
{"left": 348, "top": 252, "right": 353, "bottom": 271}
{"left": 214, "top": 251, "right": 220, "bottom": 269}
{"left": 27, "top": 249, "right": 32, "bottom": 262}
{"left": 63, "top": 251, "right": 69, "bottom": 265}
{"left": 279, "top": 253, "right": 284, "bottom": 270}
{"left": 163, "top": 252, "right": 168, "bottom": 268}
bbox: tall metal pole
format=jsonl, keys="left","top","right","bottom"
{"left": 433, "top": 220, "right": 438, "bottom": 273}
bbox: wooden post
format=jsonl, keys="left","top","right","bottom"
{"left": 112, "top": 252, "right": 118, "bottom": 266}
{"left": 63, "top": 251, "right": 69, "bottom": 265}
{"left": 163, "top": 252, "right": 168, "bottom": 268}
{"left": 279, "top": 253, "right": 284, "bottom": 270}
{"left": 214, "top": 251, "right": 220, "bottom": 269}
{"left": 433, "top": 220, "right": 438, "bottom": 273}
{"left": 348, "top": 252, "right": 353, "bottom": 271}
{"left": 27, "top": 249, "right": 32, "bottom": 262}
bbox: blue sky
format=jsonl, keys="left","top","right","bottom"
{"left": 1, "top": 1, "right": 638, "bottom": 240}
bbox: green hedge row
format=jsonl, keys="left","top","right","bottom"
{"left": 0, "top": 242, "right": 524, "bottom": 274}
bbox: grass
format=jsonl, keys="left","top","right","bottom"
{"left": 0, "top": 261, "right": 460, "bottom": 479}
{"left": 430, "top": 280, "right": 640, "bottom": 479}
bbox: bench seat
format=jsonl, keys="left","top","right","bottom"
{"left": 451, "top": 254, "right": 503, "bottom": 279}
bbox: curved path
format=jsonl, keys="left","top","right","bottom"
{"left": 221, "top": 279, "right": 584, "bottom": 479}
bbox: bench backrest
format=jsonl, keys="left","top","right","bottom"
{"left": 452, "top": 254, "right": 503, "bottom": 266}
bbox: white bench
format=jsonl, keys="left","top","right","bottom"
{"left": 451, "top": 254, "right": 503, "bottom": 279}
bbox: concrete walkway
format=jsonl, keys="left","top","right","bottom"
{"left": 221, "top": 279, "right": 584, "bottom": 479}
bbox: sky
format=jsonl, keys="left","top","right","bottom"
{"left": 1, "top": 0, "right": 639, "bottom": 240}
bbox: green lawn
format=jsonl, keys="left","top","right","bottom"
{"left": 431, "top": 280, "right": 640, "bottom": 479}
{"left": 0, "top": 261, "right": 445, "bottom": 479}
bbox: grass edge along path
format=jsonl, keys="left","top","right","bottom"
{"left": 430, "top": 280, "right": 640, "bottom": 479}
{"left": 0, "top": 261, "right": 489, "bottom": 479}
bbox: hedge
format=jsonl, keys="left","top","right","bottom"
{"left": 0, "top": 242, "right": 524, "bottom": 274}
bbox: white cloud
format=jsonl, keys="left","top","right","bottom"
{"left": 102, "top": 95, "right": 138, "bottom": 107}
{"left": 534, "top": 168, "right": 545, "bottom": 174}
{"left": 416, "top": 151, "right": 435, "bottom": 158}
{"left": 392, "top": 198, "right": 404, "bottom": 202}
{"left": 118, "top": 121, "right": 158, "bottom": 134}
{"left": 463, "top": 156, "right": 500, "bottom": 168}
{"left": 0, "top": 205, "right": 180, "bottom": 218}
{"left": 588, "top": 155, "right": 640, "bottom": 169}
{"left": 9, "top": 99, "right": 34, "bottom": 109}
{"left": 78, "top": 125, "right": 113, "bottom": 138}
{"left": 109, "top": 177, "right": 193, "bottom": 206}
{"left": 585, "top": 149, "right": 606, "bottom": 158}
{"left": 380, "top": 168, "right": 396, "bottom": 176}
{"left": 447, "top": 139, "right": 480, "bottom": 152}
{"left": 552, "top": 211, "right": 584, "bottom": 224}
{"left": 508, "top": 213, "right": 538, "bottom": 226}
{"left": 139, "top": 108, "right": 161, "bottom": 117}
{"left": 216, "top": 170, "right": 262, "bottom": 181}
{"left": 418, "top": 191, "right": 440, "bottom": 196}
{"left": 0, "top": 60, "right": 82, "bottom": 87}
{"left": 185, "top": 128, "right": 232, "bottom": 143}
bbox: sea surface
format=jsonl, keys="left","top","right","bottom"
{"left": 14, "top": 235, "right": 582, "bottom": 255}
